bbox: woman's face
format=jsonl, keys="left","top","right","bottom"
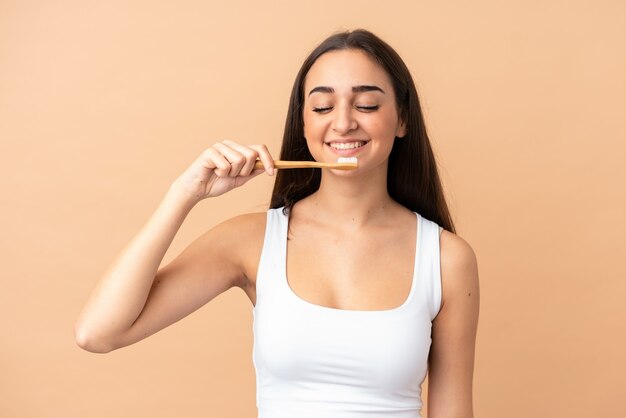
{"left": 302, "top": 49, "right": 406, "bottom": 175}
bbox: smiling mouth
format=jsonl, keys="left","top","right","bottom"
{"left": 326, "top": 141, "right": 367, "bottom": 150}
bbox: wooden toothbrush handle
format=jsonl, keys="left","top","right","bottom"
{"left": 254, "top": 160, "right": 357, "bottom": 170}
{"left": 254, "top": 160, "right": 322, "bottom": 169}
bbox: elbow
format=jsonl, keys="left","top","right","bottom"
{"left": 74, "top": 323, "right": 116, "bottom": 353}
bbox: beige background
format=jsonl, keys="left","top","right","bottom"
{"left": 1, "top": 1, "right": 624, "bottom": 417}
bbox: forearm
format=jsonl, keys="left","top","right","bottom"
{"left": 74, "top": 183, "right": 197, "bottom": 351}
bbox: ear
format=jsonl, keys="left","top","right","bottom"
{"left": 395, "top": 117, "right": 407, "bottom": 139}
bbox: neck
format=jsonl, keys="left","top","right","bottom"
{"left": 304, "top": 163, "right": 395, "bottom": 227}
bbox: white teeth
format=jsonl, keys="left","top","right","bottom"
{"left": 329, "top": 141, "right": 365, "bottom": 150}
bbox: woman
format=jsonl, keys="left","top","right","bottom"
{"left": 75, "top": 29, "right": 480, "bottom": 418}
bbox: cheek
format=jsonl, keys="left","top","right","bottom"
{"left": 365, "top": 116, "right": 397, "bottom": 141}
{"left": 302, "top": 118, "right": 311, "bottom": 139}
{"left": 302, "top": 113, "right": 312, "bottom": 138}
{"left": 302, "top": 116, "right": 323, "bottom": 157}
{"left": 303, "top": 115, "right": 325, "bottom": 140}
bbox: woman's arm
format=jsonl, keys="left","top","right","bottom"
{"left": 75, "top": 184, "right": 197, "bottom": 353}
{"left": 427, "top": 230, "right": 480, "bottom": 418}
{"left": 74, "top": 141, "right": 274, "bottom": 353}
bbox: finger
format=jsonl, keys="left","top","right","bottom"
{"left": 213, "top": 142, "right": 246, "bottom": 177}
{"left": 233, "top": 168, "right": 265, "bottom": 188}
{"left": 204, "top": 147, "right": 231, "bottom": 177}
{"left": 249, "top": 144, "right": 275, "bottom": 176}
{"left": 222, "top": 140, "right": 260, "bottom": 177}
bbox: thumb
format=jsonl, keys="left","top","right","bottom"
{"left": 233, "top": 168, "right": 266, "bottom": 188}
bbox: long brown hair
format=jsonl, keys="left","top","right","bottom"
{"left": 270, "top": 29, "right": 456, "bottom": 233}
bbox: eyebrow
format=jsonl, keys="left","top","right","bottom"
{"left": 308, "top": 85, "right": 385, "bottom": 96}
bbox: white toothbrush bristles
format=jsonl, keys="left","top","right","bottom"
{"left": 337, "top": 157, "right": 358, "bottom": 165}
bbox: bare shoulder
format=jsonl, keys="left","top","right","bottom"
{"left": 206, "top": 211, "right": 267, "bottom": 253}
{"left": 439, "top": 230, "right": 478, "bottom": 270}
{"left": 213, "top": 211, "right": 267, "bottom": 237}
{"left": 167, "top": 211, "right": 266, "bottom": 290}
{"left": 208, "top": 211, "right": 267, "bottom": 287}
{"left": 439, "top": 230, "right": 480, "bottom": 310}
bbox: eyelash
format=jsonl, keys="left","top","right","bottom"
{"left": 312, "top": 105, "right": 379, "bottom": 113}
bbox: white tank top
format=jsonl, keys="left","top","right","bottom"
{"left": 252, "top": 207, "right": 443, "bottom": 418}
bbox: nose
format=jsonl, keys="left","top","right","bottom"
{"left": 331, "top": 104, "right": 358, "bottom": 134}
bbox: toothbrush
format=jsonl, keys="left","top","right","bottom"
{"left": 254, "top": 157, "right": 358, "bottom": 171}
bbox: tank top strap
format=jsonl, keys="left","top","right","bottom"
{"left": 414, "top": 214, "right": 443, "bottom": 321}
{"left": 254, "top": 207, "right": 289, "bottom": 310}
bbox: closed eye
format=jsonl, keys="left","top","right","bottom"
{"left": 357, "top": 105, "right": 379, "bottom": 111}
{"left": 312, "top": 106, "right": 332, "bottom": 113}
